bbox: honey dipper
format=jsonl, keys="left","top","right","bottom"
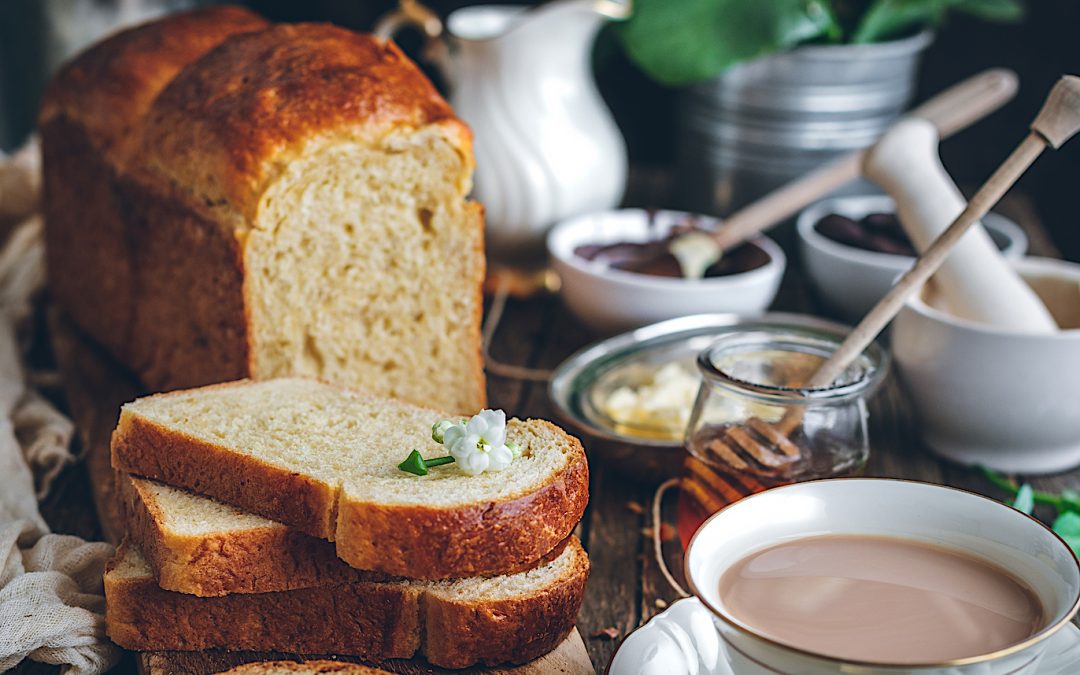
{"left": 716, "top": 75, "right": 1080, "bottom": 460}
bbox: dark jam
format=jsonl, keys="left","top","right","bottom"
{"left": 815, "top": 212, "right": 1009, "bottom": 257}
{"left": 573, "top": 222, "right": 770, "bottom": 278}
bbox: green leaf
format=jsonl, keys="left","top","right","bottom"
{"left": 1052, "top": 511, "right": 1080, "bottom": 556}
{"left": 1061, "top": 489, "right": 1080, "bottom": 513}
{"left": 617, "top": 0, "right": 841, "bottom": 86}
{"left": 950, "top": 0, "right": 1025, "bottom": 22}
{"left": 1011, "top": 484, "right": 1035, "bottom": 515}
{"left": 398, "top": 449, "right": 428, "bottom": 476}
{"left": 853, "top": 0, "right": 1024, "bottom": 43}
{"left": 852, "top": 0, "right": 948, "bottom": 43}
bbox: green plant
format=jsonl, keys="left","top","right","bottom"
{"left": 982, "top": 467, "right": 1080, "bottom": 555}
{"left": 618, "top": 0, "right": 1025, "bottom": 86}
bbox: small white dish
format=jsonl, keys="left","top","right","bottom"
{"left": 797, "top": 195, "right": 1027, "bottom": 320}
{"left": 547, "top": 209, "right": 785, "bottom": 333}
{"left": 609, "top": 598, "right": 1080, "bottom": 675}
{"left": 893, "top": 256, "right": 1080, "bottom": 473}
{"left": 616, "top": 479, "right": 1080, "bottom": 675}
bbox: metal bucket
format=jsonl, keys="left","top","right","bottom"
{"left": 676, "top": 31, "right": 933, "bottom": 217}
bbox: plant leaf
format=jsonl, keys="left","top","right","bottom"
{"left": 949, "top": 0, "right": 1025, "bottom": 22}
{"left": 852, "top": 0, "right": 949, "bottom": 43}
{"left": 1060, "top": 489, "right": 1080, "bottom": 513}
{"left": 617, "top": 0, "right": 841, "bottom": 86}
{"left": 1052, "top": 511, "right": 1080, "bottom": 556}
{"left": 1011, "top": 484, "right": 1035, "bottom": 515}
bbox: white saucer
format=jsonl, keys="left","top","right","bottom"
{"left": 609, "top": 598, "right": 1080, "bottom": 675}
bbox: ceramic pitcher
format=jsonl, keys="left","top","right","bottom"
{"left": 377, "top": 0, "right": 630, "bottom": 258}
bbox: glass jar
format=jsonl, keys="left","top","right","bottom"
{"left": 676, "top": 327, "right": 888, "bottom": 548}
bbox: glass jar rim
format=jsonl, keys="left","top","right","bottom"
{"left": 696, "top": 327, "right": 889, "bottom": 404}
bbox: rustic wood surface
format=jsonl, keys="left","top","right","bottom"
{"left": 14, "top": 180, "right": 1078, "bottom": 675}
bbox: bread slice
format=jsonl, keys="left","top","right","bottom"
{"left": 117, "top": 472, "right": 384, "bottom": 596}
{"left": 216, "top": 662, "right": 391, "bottom": 675}
{"left": 112, "top": 378, "right": 589, "bottom": 579}
{"left": 105, "top": 541, "right": 589, "bottom": 669}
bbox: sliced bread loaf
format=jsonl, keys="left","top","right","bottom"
{"left": 112, "top": 378, "right": 589, "bottom": 579}
{"left": 105, "top": 540, "right": 589, "bottom": 669}
{"left": 41, "top": 12, "right": 486, "bottom": 414}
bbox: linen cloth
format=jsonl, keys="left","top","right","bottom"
{"left": 0, "top": 140, "right": 119, "bottom": 674}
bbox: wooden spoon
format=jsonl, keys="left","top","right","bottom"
{"left": 711, "top": 75, "right": 1080, "bottom": 467}
{"left": 640, "top": 69, "right": 1021, "bottom": 278}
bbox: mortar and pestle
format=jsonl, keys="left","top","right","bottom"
{"left": 863, "top": 113, "right": 1080, "bottom": 473}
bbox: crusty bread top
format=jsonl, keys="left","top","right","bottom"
{"left": 119, "top": 377, "right": 579, "bottom": 508}
{"left": 138, "top": 23, "right": 473, "bottom": 224}
{"left": 38, "top": 6, "right": 268, "bottom": 167}
{"left": 215, "top": 662, "right": 392, "bottom": 675}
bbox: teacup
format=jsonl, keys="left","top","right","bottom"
{"left": 685, "top": 479, "right": 1080, "bottom": 674}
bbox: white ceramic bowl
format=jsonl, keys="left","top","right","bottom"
{"left": 547, "top": 209, "right": 785, "bottom": 333}
{"left": 797, "top": 195, "right": 1027, "bottom": 320}
{"left": 892, "top": 257, "right": 1080, "bottom": 474}
{"left": 685, "top": 479, "right": 1080, "bottom": 674}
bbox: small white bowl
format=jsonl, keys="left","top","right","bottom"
{"left": 547, "top": 209, "right": 786, "bottom": 333}
{"left": 892, "top": 257, "right": 1080, "bottom": 474}
{"left": 797, "top": 195, "right": 1027, "bottom": 320}
{"left": 685, "top": 479, "right": 1080, "bottom": 674}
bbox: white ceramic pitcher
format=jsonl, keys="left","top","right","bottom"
{"left": 377, "top": 0, "right": 630, "bottom": 258}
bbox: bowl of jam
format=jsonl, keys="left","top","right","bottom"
{"left": 547, "top": 209, "right": 786, "bottom": 332}
{"left": 796, "top": 195, "right": 1027, "bottom": 320}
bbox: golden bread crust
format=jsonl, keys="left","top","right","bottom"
{"left": 39, "top": 6, "right": 268, "bottom": 168}
{"left": 139, "top": 23, "right": 472, "bottom": 223}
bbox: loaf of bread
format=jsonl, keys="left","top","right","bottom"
{"left": 39, "top": 7, "right": 486, "bottom": 414}
{"left": 106, "top": 541, "right": 589, "bottom": 669}
{"left": 112, "top": 378, "right": 589, "bottom": 579}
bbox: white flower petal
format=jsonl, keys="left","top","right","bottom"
{"left": 442, "top": 423, "right": 467, "bottom": 449}
{"left": 488, "top": 445, "right": 514, "bottom": 471}
{"left": 459, "top": 451, "right": 489, "bottom": 476}
{"left": 479, "top": 410, "right": 507, "bottom": 446}
{"left": 449, "top": 433, "right": 482, "bottom": 462}
{"left": 466, "top": 412, "right": 489, "bottom": 436}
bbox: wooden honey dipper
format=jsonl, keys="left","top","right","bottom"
{"left": 709, "top": 75, "right": 1080, "bottom": 467}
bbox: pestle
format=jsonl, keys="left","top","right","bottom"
{"left": 862, "top": 118, "right": 1059, "bottom": 332}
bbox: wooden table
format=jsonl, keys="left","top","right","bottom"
{"left": 17, "top": 182, "right": 1078, "bottom": 674}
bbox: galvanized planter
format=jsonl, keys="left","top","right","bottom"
{"left": 676, "top": 31, "right": 934, "bottom": 217}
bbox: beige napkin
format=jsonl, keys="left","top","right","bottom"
{"left": 0, "top": 140, "right": 119, "bottom": 674}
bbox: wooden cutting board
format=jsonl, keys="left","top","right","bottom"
{"left": 48, "top": 311, "right": 594, "bottom": 675}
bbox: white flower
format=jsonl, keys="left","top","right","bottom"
{"left": 441, "top": 409, "right": 516, "bottom": 476}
